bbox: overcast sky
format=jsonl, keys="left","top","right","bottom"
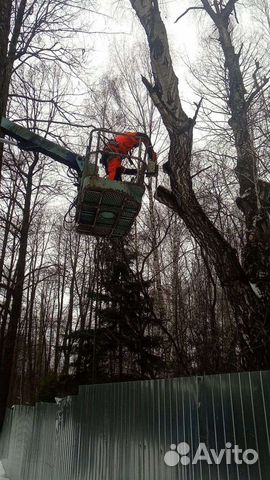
{"left": 90, "top": 1, "right": 199, "bottom": 79}
{"left": 81, "top": 0, "right": 255, "bottom": 118}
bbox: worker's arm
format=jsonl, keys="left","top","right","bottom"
{"left": 136, "top": 132, "right": 157, "bottom": 162}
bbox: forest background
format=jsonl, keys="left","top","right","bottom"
{"left": 0, "top": 0, "right": 270, "bottom": 427}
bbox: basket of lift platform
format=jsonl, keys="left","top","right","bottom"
{"left": 75, "top": 166, "right": 145, "bottom": 238}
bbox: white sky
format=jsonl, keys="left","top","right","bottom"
{"left": 84, "top": 1, "right": 200, "bottom": 90}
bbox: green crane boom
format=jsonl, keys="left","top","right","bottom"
{"left": 0, "top": 117, "right": 84, "bottom": 172}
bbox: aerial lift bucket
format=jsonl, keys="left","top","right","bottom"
{"left": 75, "top": 130, "right": 148, "bottom": 238}
{"left": 75, "top": 164, "right": 145, "bottom": 238}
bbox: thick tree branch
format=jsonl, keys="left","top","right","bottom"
{"left": 130, "top": 0, "right": 188, "bottom": 131}
{"left": 0, "top": 0, "right": 12, "bottom": 180}
{"left": 141, "top": 75, "right": 176, "bottom": 127}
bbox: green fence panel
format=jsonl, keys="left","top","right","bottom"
{"left": 22, "top": 402, "right": 58, "bottom": 480}
{"left": 0, "top": 371, "right": 270, "bottom": 479}
{"left": 53, "top": 396, "right": 81, "bottom": 480}
{"left": 5, "top": 406, "right": 34, "bottom": 480}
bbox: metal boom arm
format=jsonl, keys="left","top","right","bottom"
{"left": 0, "top": 117, "right": 84, "bottom": 173}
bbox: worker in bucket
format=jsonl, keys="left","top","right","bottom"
{"left": 100, "top": 131, "right": 157, "bottom": 181}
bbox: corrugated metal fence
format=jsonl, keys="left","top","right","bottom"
{"left": 0, "top": 370, "right": 270, "bottom": 479}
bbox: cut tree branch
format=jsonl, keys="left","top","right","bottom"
{"left": 154, "top": 186, "right": 180, "bottom": 213}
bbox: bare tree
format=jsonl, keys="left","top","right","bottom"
{"left": 129, "top": 0, "right": 269, "bottom": 368}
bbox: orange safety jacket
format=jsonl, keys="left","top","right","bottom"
{"left": 100, "top": 132, "right": 157, "bottom": 180}
{"left": 114, "top": 132, "right": 146, "bottom": 154}
{"left": 103, "top": 132, "right": 156, "bottom": 159}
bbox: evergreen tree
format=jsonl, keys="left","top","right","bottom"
{"left": 70, "top": 239, "right": 165, "bottom": 383}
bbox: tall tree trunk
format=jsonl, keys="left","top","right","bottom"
{"left": 200, "top": 0, "right": 270, "bottom": 302}
{"left": 54, "top": 229, "right": 68, "bottom": 374}
{"left": 62, "top": 237, "right": 79, "bottom": 376}
{"left": 0, "top": 225, "right": 17, "bottom": 361}
{"left": 0, "top": 0, "right": 12, "bottom": 179}
{"left": 0, "top": 156, "right": 37, "bottom": 428}
{"left": 0, "top": 0, "right": 29, "bottom": 180}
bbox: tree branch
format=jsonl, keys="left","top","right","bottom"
{"left": 191, "top": 165, "right": 211, "bottom": 178}
{"left": 130, "top": 0, "right": 188, "bottom": 131}
{"left": 175, "top": 6, "right": 204, "bottom": 23}
{"left": 140, "top": 212, "right": 174, "bottom": 275}
{"left": 191, "top": 97, "right": 203, "bottom": 125}
{"left": 154, "top": 185, "right": 180, "bottom": 213}
{"left": 247, "top": 77, "right": 269, "bottom": 108}
{"left": 141, "top": 75, "right": 175, "bottom": 126}
{"left": 222, "top": 0, "right": 239, "bottom": 18}
{"left": 246, "top": 61, "right": 269, "bottom": 107}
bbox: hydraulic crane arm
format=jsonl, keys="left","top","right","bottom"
{"left": 0, "top": 117, "right": 84, "bottom": 173}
